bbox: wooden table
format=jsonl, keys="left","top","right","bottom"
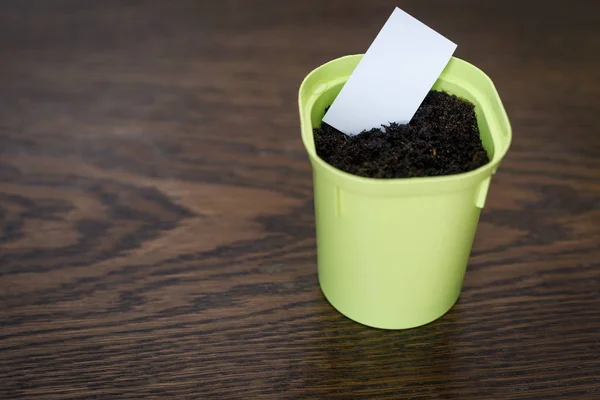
{"left": 1, "top": 1, "right": 599, "bottom": 398}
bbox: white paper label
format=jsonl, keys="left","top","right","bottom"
{"left": 322, "top": 7, "right": 457, "bottom": 135}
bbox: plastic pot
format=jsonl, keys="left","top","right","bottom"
{"left": 299, "top": 54, "right": 511, "bottom": 329}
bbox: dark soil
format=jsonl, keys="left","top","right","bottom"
{"left": 314, "top": 90, "right": 490, "bottom": 178}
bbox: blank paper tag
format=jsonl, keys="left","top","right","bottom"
{"left": 322, "top": 7, "right": 457, "bottom": 136}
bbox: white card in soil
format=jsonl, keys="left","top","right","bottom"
{"left": 322, "top": 7, "right": 457, "bottom": 136}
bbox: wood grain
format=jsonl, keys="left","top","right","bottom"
{"left": 1, "top": 0, "right": 599, "bottom": 398}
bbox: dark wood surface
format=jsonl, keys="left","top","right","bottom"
{"left": 1, "top": 1, "right": 599, "bottom": 398}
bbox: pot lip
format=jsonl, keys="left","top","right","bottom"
{"left": 299, "top": 54, "right": 512, "bottom": 190}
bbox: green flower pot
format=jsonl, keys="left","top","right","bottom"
{"left": 299, "top": 54, "right": 512, "bottom": 329}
